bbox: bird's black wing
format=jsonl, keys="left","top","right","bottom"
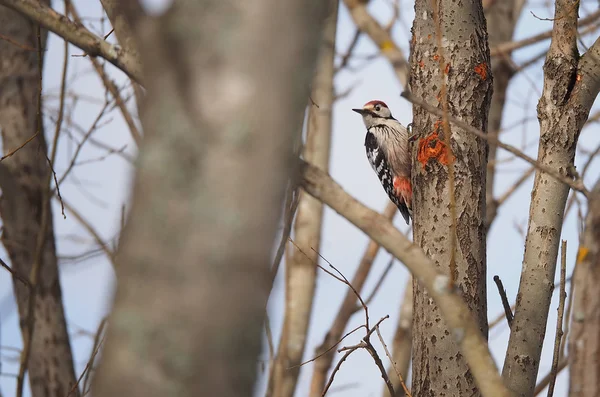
{"left": 365, "top": 132, "right": 411, "bottom": 224}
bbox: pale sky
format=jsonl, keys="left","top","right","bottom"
{"left": 1, "top": 1, "right": 599, "bottom": 396}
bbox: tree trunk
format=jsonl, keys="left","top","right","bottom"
{"left": 91, "top": 1, "right": 331, "bottom": 397}
{"left": 569, "top": 182, "right": 600, "bottom": 396}
{"left": 271, "top": 2, "right": 337, "bottom": 395}
{"left": 484, "top": 0, "right": 523, "bottom": 230}
{"left": 409, "top": 0, "right": 492, "bottom": 395}
{"left": 0, "top": 3, "right": 79, "bottom": 397}
{"left": 501, "top": 1, "right": 600, "bottom": 394}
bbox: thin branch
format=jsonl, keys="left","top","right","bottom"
{"left": 0, "top": 257, "right": 29, "bottom": 287}
{"left": 61, "top": 198, "right": 117, "bottom": 267}
{"left": 0, "top": 132, "right": 39, "bottom": 162}
{"left": 375, "top": 325, "right": 412, "bottom": 397}
{"left": 493, "top": 275, "right": 514, "bottom": 328}
{"left": 546, "top": 241, "right": 567, "bottom": 397}
{"left": 401, "top": 90, "right": 589, "bottom": 195}
{"left": 490, "top": 9, "right": 600, "bottom": 56}
{"left": 533, "top": 358, "right": 568, "bottom": 395}
{"left": 81, "top": 318, "right": 107, "bottom": 395}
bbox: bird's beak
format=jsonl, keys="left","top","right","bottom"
{"left": 352, "top": 108, "right": 366, "bottom": 115}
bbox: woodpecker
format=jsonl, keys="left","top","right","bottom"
{"left": 352, "top": 100, "right": 412, "bottom": 224}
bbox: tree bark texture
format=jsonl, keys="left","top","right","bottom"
{"left": 409, "top": 0, "right": 492, "bottom": 395}
{"left": 568, "top": 182, "right": 600, "bottom": 397}
{"left": 91, "top": 1, "right": 331, "bottom": 397}
{"left": 501, "top": 1, "right": 600, "bottom": 394}
{"left": 271, "top": 2, "right": 338, "bottom": 395}
{"left": 0, "top": 4, "right": 79, "bottom": 397}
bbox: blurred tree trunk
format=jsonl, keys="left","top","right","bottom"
{"left": 383, "top": 278, "right": 413, "bottom": 397}
{"left": 0, "top": 3, "right": 79, "bottom": 397}
{"left": 409, "top": 0, "right": 492, "bottom": 395}
{"left": 484, "top": 0, "right": 524, "bottom": 230}
{"left": 91, "top": 1, "right": 331, "bottom": 397}
{"left": 569, "top": 181, "right": 600, "bottom": 397}
{"left": 271, "top": 2, "right": 337, "bottom": 395}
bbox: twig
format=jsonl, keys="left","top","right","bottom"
{"left": 0, "top": 32, "right": 36, "bottom": 51}
{"left": 309, "top": 203, "right": 396, "bottom": 396}
{"left": 61, "top": 198, "right": 117, "bottom": 267}
{"left": 493, "top": 276, "right": 514, "bottom": 328}
{"left": 0, "top": 133, "right": 39, "bottom": 162}
{"left": 291, "top": 325, "right": 364, "bottom": 369}
{"left": 49, "top": 22, "right": 70, "bottom": 219}
{"left": 534, "top": 358, "right": 568, "bottom": 395}
{"left": 81, "top": 318, "right": 107, "bottom": 396}
{"left": 375, "top": 325, "right": 412, "bottom": 397}
{"left": 270, "top": 179, "right": 299, "bottom": 287}
{"left": 401, "top": 91, "right": 590, "bottom": 196}
{"left": 546, "top": 241, "right": 567, "bottom": 397}
{"left": 0, "top": 257, "right": 29, "bottom": 287}
{"left": 490, "top": 9, "right": 600, "bottom": 56}
{"left": 69, "top": 1, "right": 142, "bottom": 145}
{"left": 67, "top": 331, "right": 105, "bottom": 397}
{"left": 322, "top": 316, "right": 392, "bottom": 396}
{"left": 560, "top": 265, "right": 576, "bottom": 360}
{"left": 265, "top": 313, "right": 275, "bottom": 365}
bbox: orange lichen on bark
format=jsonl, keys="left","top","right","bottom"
{"left": 433, "top": 54, "right": 440, "bottom": 61}
{"left": 444, "top": 63, "right": 450, "bottom": 74}
{"left": 417, "top": 121, "right": 452, "bottom": 166}
{"left": 474, "top": 63, "right": 488, "bottom": 80}
{"left": 419, "top": 60, "right": 425, "bottom": 68}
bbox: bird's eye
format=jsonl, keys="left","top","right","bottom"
{"left": 375, "top": 105, "right": 381, "bottom": 111}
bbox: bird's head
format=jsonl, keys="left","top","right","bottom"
{"left": 352, "top": 100, "right": 393, "bottom": 128}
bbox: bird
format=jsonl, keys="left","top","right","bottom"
{"left": 352, "top": 100, "right": 412, "bottom": 224}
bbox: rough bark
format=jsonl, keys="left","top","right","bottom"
{"left": 501, "top": 1, "right": 600, "bottom": 394}
{"left": 408, "top": 0, "right": 492, "bottom": 395}
{"left": 301, "top": 161, "right": 511, "bottom": 397}
{"left": 383, "top": 278, "right": 413, "bottom": 397}
{"left": 568, "top": 182, "right": 600, "bottom": 397}
{"left": 309, "top": 202, "right": 397, "bottom": 397}
{"left": 91, "top": 0, "right": 331, "bottom": 397}
{"left": 270, "top": 3, "right": 337, "bottom": 396}
{"left": 0, "top": 3, "right": 79, "bottom": 397}
{"left": 484, "top": 1, "right": 522, "bottom": 230}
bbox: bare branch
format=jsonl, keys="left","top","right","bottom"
{"left": 546, "top": 241, "right": 567, "bottom": 397}
{"left": 300, "top": 160, "right": 512, "bottom": 397}
{"left": 401, "top": 91, "right": 589, "bottom": 195}
{"left": 0, "top": 0, "right": 142, "bottom": 83}
{"left": 342, "top": 0, "right": 408, "bottom": 87}
{"left": 493, "top": 276, "right": 514, "bottom": 328}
